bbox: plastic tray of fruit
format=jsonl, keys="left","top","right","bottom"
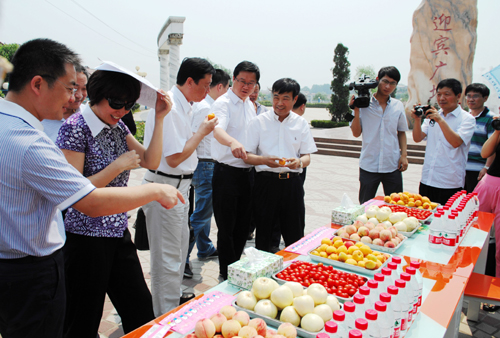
{"left": 383, "top": 192, "right": 439, "bottom": 211}
{"left": 307, "top": 245, "right": 390, "bottom": 276}
{"left": 271, "top": 261, "right": 368, "bottom": 302}
{"left": 384, "top": 204, "right": 433, "bottom": 222}
{"left": 233, "top": 300, "right": 325, "bottom": 338}
{"left": 333, "top": 225, "right": 408, "bottom": 253}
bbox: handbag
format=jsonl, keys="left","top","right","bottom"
{"left": 134, "top": 208, "right": 149, "bottom": 250}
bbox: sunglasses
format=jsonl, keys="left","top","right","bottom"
{"left": 107, "top": 98, "right": 136, "bottom": 111}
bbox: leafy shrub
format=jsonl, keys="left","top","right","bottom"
{"left": 134, "top": 121, "right": 145, "bottom": 144}
{"left": 310, "top": 120, "right": 349, "bottom": 128}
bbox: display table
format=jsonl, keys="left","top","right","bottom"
{"left": 123, "top": 211, "right": 494, "bottom": 338}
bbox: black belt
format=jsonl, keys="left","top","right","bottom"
{"left": 257, "top": 171, "right": 300, "bottom": 179}
{"left": 149, "top": 170, "right": 193, "bottom": 180}
{"left": 198, "top": 158, "right": 216, "bottom": 163}
{"left": 0, "top": 249, "right": 61, "bottom": 264}
{"left": 216, "top": 162, "right": 253, "bottom": 172}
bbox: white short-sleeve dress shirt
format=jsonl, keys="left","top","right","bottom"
{"left": 420, "top": 106, "right": 476, "bottom": 189}
{"left": 191, "top": 95, "right": 214, "bottom": 160}
{"left": 0, "top": 100, "right": 95, "bottom": 259}
{"left": 211, "top": 88, "right": 256, "bottom": 168}
{"left": 355, "top": 96, "right": 409, "bottom": 173}
{"left": 144, "top": 85, "right": 197, "bottom": 175}
{"left": 243, "top": 110, "right": 318, "bottom": 173}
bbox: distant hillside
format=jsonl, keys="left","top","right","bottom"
{"left": 302, "top": 84, "right": 332, "bottom": 94}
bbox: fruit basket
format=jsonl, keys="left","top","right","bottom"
{"left": 233, "top": 301, "right": 325, "bottom": 338}
{"left": 272, "top": 261, "right": 368, "bottom": 302}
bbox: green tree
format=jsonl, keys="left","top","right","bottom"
{"left": 206, "top": 58, "right": 233, "bottom": 86}
{"left": 0, "top": 43, "right": 19, "bottom": 62}
{"left": 313, "top": 92, "right": 328, "bottom": 102}
{"left": 328, "top": 43, "right": 351, "bottom": 122}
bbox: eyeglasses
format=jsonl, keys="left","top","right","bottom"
{"left": 40, "top": 74, "right": 78, "bottom": 94}
{"left": 380, "top": 79, "right": 398, "bottom": 87}
{"left": 107, "top": 98, "right": 136, "bottom": 111}
{"left": 234, "top": 78, "right": 257, "bottom": 88}
{"left": 466, "top": 94, "right": 482, "bottom": 100}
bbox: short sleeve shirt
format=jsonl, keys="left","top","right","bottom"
{"left": 243, "top": 110, "right": 318, "bottom": 173}
{"left": 354, "top": 96, "right": 409, "bottom": 173}
{"left": 57, "top": 105, "right": 131, "bottom": 237}
{"left": 466, "top": 107, "right": 496, "bottom": 171}
{"left": 191, "top": 95, "right": 214, "bottom": 159}
{"left": 420, "top": 106, "right": 476, "bottom": 188}
{"left": 0, "top": 100, "right": 95, "bottom": 258}
{"left": 211, "top": 88, "right": 256, "bottom": 168}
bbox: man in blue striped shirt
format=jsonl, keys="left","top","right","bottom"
{"left": 0, "top": 39, "right": 184, "bottom": 338}
{"left": 464, "top": 83, "right": 496, "bottom": 193}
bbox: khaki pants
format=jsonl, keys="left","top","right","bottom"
{"left": 142, "top": 170, "right": 191, "bottom": 317}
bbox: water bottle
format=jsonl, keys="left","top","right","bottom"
{"left": 375, "top": 300, "right": 394, "bottom": 338}
{"left": 355, "top": 318, "right": 369, "bottom": 337}
{"left": 333, "top": 310, "right": 348, "bottom": 338}
{"left": 365, "top": 310, "right": 381, "bottom": 338}
{"left": 381, "top": 267, "right": 396, "bottom": 288}
{"left": 325, "top": 321, "right": 339, "bottom": 338}
{"left": 428, "top": 212, "right": 443, "bottom": 247}
{"left": 390, "top": 257, "right": 404, "bottom": 276}
{"left": 394, "top": 279, "right": 411, "bottom": 334}
{"left": 374, "top": 274, "right": 389, "bottom": 297}
{"left": 367, "top": 280, "right": 380, "bottom": 303}
{"left": 358, "top": 286, "right": 375, "bottom": 309}
{"left": 353, "top": 294, "right": 368, "bottom": 318}
{"left": 349, "top": 330, "right": 363, "bottom": 338}
{"left": 387, "top": 286, "right": 403, "bottom": 338}
{"left": 408, "top": 262, "right": 424, "bottom": 310}
{"left": 442, "top": 214, "right": 458, "bottom": 250}
{"left": 400, "top": 273, "right": 418, "bottom": 323}
{"left": 344, "top": 302, "right": 357, "bottom": 331}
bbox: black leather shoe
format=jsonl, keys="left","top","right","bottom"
{"left": 199, "top": 249, "right": 218, "bottom": 261}
{"left": 180, "top": 292, "right": 195, "bottom": 305}
{"left": 184, "top": 263, "right": 193, "bottom": 278}
{"left": 483, "top": 304, "right": 500, "bottom": 312}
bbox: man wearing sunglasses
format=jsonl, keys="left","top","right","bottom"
{"left": 350, "top": 66, "right": 409, "bottom": 204}
{"left": 141, "top": 57, "right": 218, "bottom": 316}
{"left": 211, "top": 61, "right": 259, "bottom": 280}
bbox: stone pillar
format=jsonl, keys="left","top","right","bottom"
{"left": 158, "top": 50, "right": 170, "bottom": 91}
{"left": 405, "top": 0, "right": 478, "bottom": 127}
{"left": 157, "top": 17, "right": 185, "bottom": 91}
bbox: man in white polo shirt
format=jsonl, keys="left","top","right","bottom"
{"left": 184, "top": 69, "right": 230, "bottom": 277}
{"left": 412, "top": 78, "right": 476, "bottom": 205}
{"left": 211, "top": 61, "right": 259, "bottom": 280}
{"left": 243, "top": 78, "right": 317, "bottom": 252}
{"left": 142, "top": 57, "right": 218, "bottom": 315}
{"left": 350, "top": 66, "right": 409, "bottom": 204}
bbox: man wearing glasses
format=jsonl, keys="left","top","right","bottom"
{"left": 350, "top": 66, "right": 409, "bottom": 204}
{"left": 211, "top": 61, "right": 259, "bottom": 280}
{"left": 463, "top": 83, "right": 496, "bottom": 193}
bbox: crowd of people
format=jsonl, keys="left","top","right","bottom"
{"left": 1, "top": 37, "right": 499, "bottom": 338}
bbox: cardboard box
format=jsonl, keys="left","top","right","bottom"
{"left": 228, "top": 251, "right": 283, "bottom": 290}
{"left": 331, "top": 205, "right": 364, "bottom": 225}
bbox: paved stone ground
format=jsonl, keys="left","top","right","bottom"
{"left": 58, "top": 114, "right": 497, "bottom": 337}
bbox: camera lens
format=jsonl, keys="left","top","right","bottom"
{"left": 492, "top": 119, "right": 500, "bottom": 131}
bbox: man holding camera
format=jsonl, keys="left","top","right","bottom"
{"left": 350, "top": 66, "right": 409, "bottom": 204}
{"left": 412, "top": 78, "right": 475, "bottom": 205}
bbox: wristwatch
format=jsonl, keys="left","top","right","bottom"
{"left": 299, "top": 159, "right": 303, "bottom": 168}
{"left": 484, "top": 166, "right": 490, "bottom": 170}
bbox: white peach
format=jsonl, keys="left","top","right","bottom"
{"left": 195, "top": 318, "right": 216, "bottom": 338}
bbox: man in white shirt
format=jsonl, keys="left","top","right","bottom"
{"left": 292, "top": 92, "right": 307, "bottom": 117}
{"left": 412, "top": 78, "right": 476, "bottom": 205}
{"left": 211, "top": 61, "right": 259, "bottom": 280}
{"left": 350, "top": 66, "right": 409, "bottom": 204}
{"left": 41, "top": 65, "right": 88, "bottom": 142}
{"left": 185, "top": 69, "right": 230, "bottom": 275}
{"left": 141, "top": 58, "right": 218, "bottom": 316}
{"left": 243, "top": 78, "right": 317, "bottom": 252}
{"left": 249, "top": 82, "right": 267, "bottom": 116}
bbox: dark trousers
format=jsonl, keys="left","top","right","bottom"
{"left": 419, "top": 182, "right": 462, "bottom": 206}
{"left": 0, "top": 250, "right": 65, "bottom": 338}
{"left": 359, "top": 168, "right": 403, "bottom": 204}
{"left": 465, "top": 170, "right": 481, "bottom": 194}
{"left": 254, "top": 173, "right": 305, "bottom": 253}
{"left": 63, "top": 230, "right": 154, "bottom": 338}
{"left": 212, "top": 163, "right": 253, "bottom": 279}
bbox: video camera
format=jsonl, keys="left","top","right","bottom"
{"left": 349, "top": 75, "right": 379, "bottom": 109}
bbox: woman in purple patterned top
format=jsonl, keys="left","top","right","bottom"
{"left": 57, "top": 69, "right": 172, "bottom": 337}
